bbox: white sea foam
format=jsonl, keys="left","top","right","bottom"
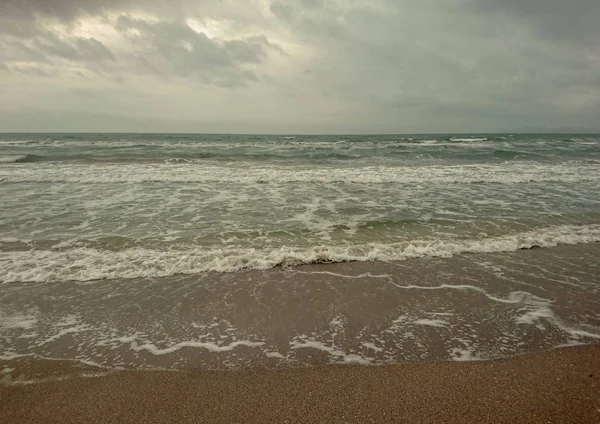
{"left": 516, "top": 305, "right": 554, "bottom": 326}
{"left": 1, "top": 369, "right": 114, "bottom": 387}
{"left": 1, "top": 161, "right": 599, "bottom": 184}
{"left": 515, "top": 303, "right": 600, "bottom": 341}
{"left": 0, "top": 312, "right": 38, "bottom": 330}
{"left": 125, "top": 339, "right": 264, "bottom": 355}
{"left": 413, "top": 318, "right": 449, "bottom": 328}
{"left": 361, "top": 342, "right": 384, "bottom": 353}
{"left": 265, "top": 351, "right": 285, "bottom": 359}
{"left": 450, "top": 137, "right": 488, "bottom": 142}
{"left": 2, "top": 373, "right": 73, "bottom": 386}
{"left": 35, "top": 314, "right": 92, "bottom": 346}
{"left": 290, "top": 337, "right": 371, "bottom": 364}
{"left": 0, "top": 155, "right": 27, "bottom": 163}
{"left": 1, "top": 224, "right": 599, "bottom": 283}
{"left": 449, "top": 337, "right": 483, "bottom": 361}
{"left": 450, "top": 347, "right": 482, "bottom": 361}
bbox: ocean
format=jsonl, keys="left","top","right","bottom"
{"left": 1, "top": 133, "right": 599, "bottom": 370}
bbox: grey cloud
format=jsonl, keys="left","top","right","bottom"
{"left": 0, "top": 62, "right": 54, "bottom": 77}
{"left": 270, "top": 3, "right": 294, "bottom": 21}
{"left": 74, "top": 38, "right": 116, "bottom": 61}
{"left": 0, "top": 38, "right": 46, "bottom": 62}
{"left": 0, "top": 0, "right": 234, "bottom": 23}
{"left": 4, "top": 30, "right": 115, "bottom": 66}
{"left": 469, "top": 0, "right": 600, "bottom": 45}
{"left": 266, "top": 0, "right": 600, "bottom": 131}
{"left": 225, "top": 36, "right": 280, "bottom": 63}
{"left": 0, "top": 0, "right": 135, "bottom": 21}
{"left": 270, "top": 0, "right": 348, "bottom": 39}
{"left": 299, "top": 0, "right": 323, "bottom": 8}
{"left": 115, "top": 16, "right": 279, "bottom": 84}
{"left": 0, "top": 18, "right": 41, "bottom": 37}
{"left": 1, "top": 9, "right": 279, "bottom": 85}
{"left": 33, "top": 34, "right": 80, "bottom": 60}
{"left": 0, "top": 0, "right": 599, "bottom": 132}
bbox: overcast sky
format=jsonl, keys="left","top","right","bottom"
{"left": 0, "top": 0, "right": 598, "bottom": 133}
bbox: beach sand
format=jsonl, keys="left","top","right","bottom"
{"left": 1, "top": 345, "right": 599, "bottom": 424}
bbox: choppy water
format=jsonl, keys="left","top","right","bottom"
{"left": 1, "top": 133, "right": 600, "bottom": 283}
{"left": 1, "top": 133, "right": 600, "bottom": 370}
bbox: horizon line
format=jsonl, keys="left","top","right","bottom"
{"left": 1, "top": 131, "right": 599, "bottom": 136}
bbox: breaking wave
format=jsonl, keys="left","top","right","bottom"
{"left": 0, "top": 154, "right": 43, "bottom": 163}
{"left": 2, "top": 224, "right": 599, "bottom": 283}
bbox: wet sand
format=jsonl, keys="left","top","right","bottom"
{"left": 2, "top": 244, "right": 599, "bottom": 369}
{"left": 1, "top": 345, "right": 599, "bottom": 423}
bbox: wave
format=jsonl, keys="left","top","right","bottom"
{"left": 449, "top": 137, "right": 488, "bottom": 142}
{"left": 491, "top": 149, "right": 529, "bottom": 159}
{"left": 0, "top": 150, "right": 369, "bottom": 164}
{"left": 2, "top": 224, "right": 599, "bottom": 283}
{"left": 0, "top": 155, "right": 27, "bottom": 163}
{"left": 1, "top": 161, "right": 598, "bottom": 184}
{"left": 0, "top": 152, "right": 225, "bottom": 165}
{"left": 0, "top": 154, "right": 43, "bottom": 163}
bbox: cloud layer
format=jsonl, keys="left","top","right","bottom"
{"left": 1, "top": 0, "right": 598, "bottom": 133}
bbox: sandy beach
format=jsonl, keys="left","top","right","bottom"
{"left": 2, "top": 345, "right": 599, "bottom": 423}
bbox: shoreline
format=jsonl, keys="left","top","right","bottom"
{"left": 2, "top": 243, "right": 600, "bottom": 370}
{"left": 2, "top": 345, "right": 599, "bottom": 423}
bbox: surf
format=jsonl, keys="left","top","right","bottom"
{"left": 2, "top": 224, "right": 600, "bottom": 283}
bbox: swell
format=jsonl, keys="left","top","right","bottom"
{"left": 0, "top": 149, "right": 577, "bottom": 164}
{"left": 0, "top": 151, "right": 365, "bottom": 164}
{"left": 1, "top": 136, "right": 598, "bottom": 165}
{"left": 3, "top": 149, "right": 597, "bottom": 166}
{"left": 2, "top": 224, "right": 599, "bottom": 283}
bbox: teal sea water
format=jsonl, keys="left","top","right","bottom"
{"left": 1, "top": 133, "right": 600, "bottom": 282}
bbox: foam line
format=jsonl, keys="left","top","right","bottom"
{"left": 125, "top": 339, "right": 264, "bottom": 355}
{"left": 2, "top": 224, "right": 599, "bottom": 283}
